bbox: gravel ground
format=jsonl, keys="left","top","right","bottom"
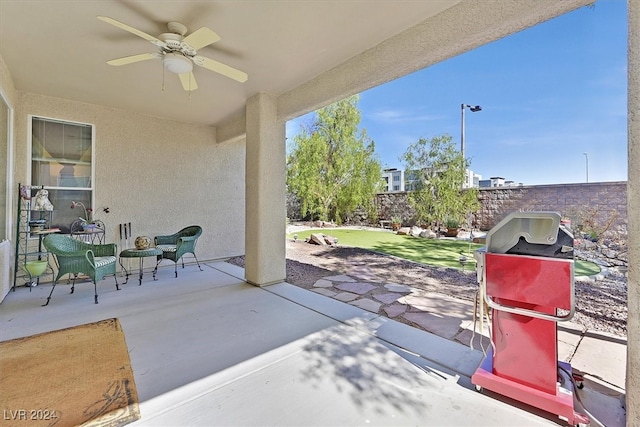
{"left": 227, "top": 237, "right": 627, "bottom": 338}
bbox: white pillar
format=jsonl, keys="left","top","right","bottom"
{"left": 627, "top": 0, "right": 639, "bottom": 423}
{"left": 244, "top": 92, "right": 286, "bottom": 286}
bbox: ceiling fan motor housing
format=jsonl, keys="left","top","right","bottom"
{"left": 160, "top": 32, "right": 196, "bottom": 57}
{"left": 167, "top": 21, "right": 188, "bottom": 36}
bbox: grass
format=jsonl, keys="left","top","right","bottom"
{"left": 287, "top": 228, "right": 601, "bottom": 275}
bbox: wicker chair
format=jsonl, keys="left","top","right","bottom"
{"left": 154, "top": 225, "right": 203, "bottom": 277}
{"left": 43, "top": 234, "right": 119, "bottom": 306}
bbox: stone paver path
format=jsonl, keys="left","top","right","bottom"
{"left": 311, "top": 273, "right": 479, "bottom": 347}
{"left": 309, "top": 272, "right": 600, "bottom": 367}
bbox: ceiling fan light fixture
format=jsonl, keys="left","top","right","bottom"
{"left": 163, "top": 53, "right": 193, "bottom": 74}
{"left": 99, "top": 16, "right": 247, "bottom": 88}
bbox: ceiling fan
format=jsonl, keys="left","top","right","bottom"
{"left": 97, "top": 16, "right": 248, "bottom": 91}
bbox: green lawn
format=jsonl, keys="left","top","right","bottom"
{"left": 287, "top": 228, "right": 600, "bottom": 275}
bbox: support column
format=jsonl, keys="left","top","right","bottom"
{"left": 244, "top": 92, "right": 286, "bottom": 286}
{"left": 627, "top": 0, "right": 639, "bottom": 423}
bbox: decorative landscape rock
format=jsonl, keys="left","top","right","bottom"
{"left": 323, "top": 235, "right": 338, "bottom": 245}
{"left": 394, "top": 225, "right": 439, "bottom": 239}
{"left": 307, "top": 233, "right": 338, "bottom": 246}
{"left": 312, "top": 220, "right": 337, "bottom": 228}
{"left": 409, "top": 226, "right": 423, "bottom": 237}
{"left": 308, "top": 233, "right": 328, "bottom": 245}
{"left": 397, "top": 227, "right": 411, "bottom": 235}
{"left": 419, "top": 229, "right": 437, "bottom": 239}
{"left": 574, "top": 230, "right": 628, "bottom": 269}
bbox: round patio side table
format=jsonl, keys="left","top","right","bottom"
{"left": 119, "top": 247, "right": 163, "bottom": 285}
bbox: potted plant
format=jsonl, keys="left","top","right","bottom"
{"left": 71, "top": 201, "right": 110, "bottom": 231}
{"left": 391, "top": 216, "right": 402, "bottom": 231}
{"left": 444, "top": 217, "right": 460, "bottom": 237}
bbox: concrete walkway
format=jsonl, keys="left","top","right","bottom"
{"left": 305, "top": 271, "right": 627, "bottom": 426}
{"left": 0, "top": 263, "right": 580, "bottom": 426}
{"left": 1, "top": 259, "right": 627, "bottom": 426}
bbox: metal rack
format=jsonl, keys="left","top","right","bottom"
{"left": 70, "top": 218, "right": 105, "bottom": 244}
{"left": 13, "top": 183, "right": 56, "bottom": 290}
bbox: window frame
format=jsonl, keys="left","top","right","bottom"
{"left": 27, "top": 115, "right": 96, "bottom": 233}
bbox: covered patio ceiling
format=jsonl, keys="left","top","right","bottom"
{"left": 0, "top": 0, "right": 591, "bottom": 129}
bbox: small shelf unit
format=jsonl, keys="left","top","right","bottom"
{"left": 13, "top": 183, "right": 57, "bottom": 290}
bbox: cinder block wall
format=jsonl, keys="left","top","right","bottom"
{"left": 371, "top": 181, "right": 627, "bottom": 231}
{"left": 475, "top": 182, "right": 627, "bottom": 230}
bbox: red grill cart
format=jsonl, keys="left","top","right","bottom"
{"left": 471, "top": 212, "right": 590, "bottom": 426}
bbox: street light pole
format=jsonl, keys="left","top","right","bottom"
{"left": 583, "top": 152, "right": 589, "bottom": 183}
{"left": 461, "top": 104, "right": 466, "bottom": 160}
{"left": 460, "top": 103, "right": 482, "bottom": 161}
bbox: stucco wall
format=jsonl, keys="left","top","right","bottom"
{"left": 0, "top": 55, "right": 16, "bottom": 107}
{"left": 12, "top": 92, "right": 246, "bottom": 262}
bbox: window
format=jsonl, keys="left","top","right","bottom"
{"left": 30, "top": 116, "right": 94, "bottom": 233}
{"left": 393, "top": 175, "right": 400, "bottom": 182}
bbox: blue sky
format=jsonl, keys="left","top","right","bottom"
{"left": 286, "top": 0, "right": 627, "bottom": 186}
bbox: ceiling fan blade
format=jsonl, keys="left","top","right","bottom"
{"left": 182, "top": 27, "right": 221, "bottom": 50}
{"left": 193, "top": 55, "right": 248, "bottom": 83}
{"left": 97, "top": 16, "right": 166, "bottom": 48}
{"left": 106, "top": 53, "right": 158, "bottom": 66}
{"left": 178, "top": 72, "right": 198, "bottom": 91}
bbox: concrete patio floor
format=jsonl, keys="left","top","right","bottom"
{"left": 0, "top": 261, "right": 626, "bottom": 426}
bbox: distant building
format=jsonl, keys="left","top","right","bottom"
{"left": 478, "top": 176, "right": 523, "bottom": 188}
{"left": 404, "top": 169, "right": 421, "bottom": 192}
{"left": 464, "top": 169, "right": 482, "bottom": 189}
{"left": 381, "top": 165, "right": 525, "bottom": 192}
{"left": 381, "top": 168, "right": 405, "bottom": 192}
{"left": 382, "top": 167, "right": 484, "bottom": 192}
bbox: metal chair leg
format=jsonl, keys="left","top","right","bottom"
{"left": 42, "top": 281, "right": 57, "bottom": 307}
{"left": 193, "top": 254, "right": 203, "bottom": 271}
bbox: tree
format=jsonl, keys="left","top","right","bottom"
{"left": 400, "top": 134, "right": 479, "bottom": 227}
{"left": 287, "top": 95, "right": 383, "bottom": 223}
